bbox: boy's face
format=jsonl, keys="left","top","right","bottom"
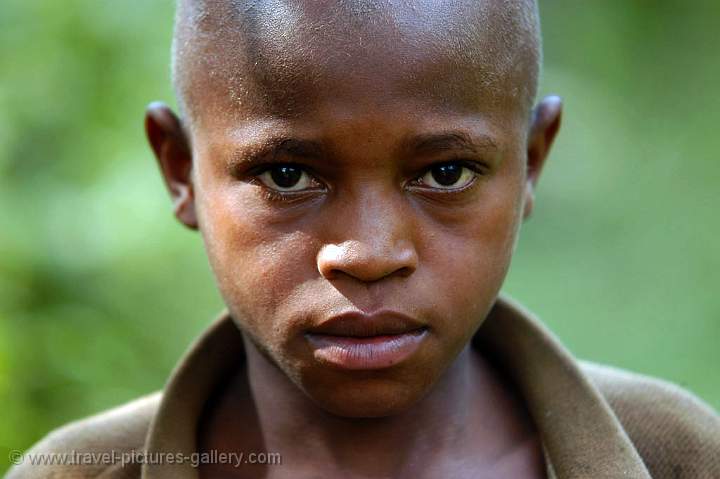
{"left": 148, "top": 1, "right": 560, "bottom": 417}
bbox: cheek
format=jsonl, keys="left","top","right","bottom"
{"left": 421, "top": 173, "right": 524, "bottom": 338}
{"left": 196, "top": 182, "right": 319, "bottom": 335}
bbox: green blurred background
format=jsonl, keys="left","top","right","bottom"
{"left": 1, "top": 0, "right": 718, "bottom": 472}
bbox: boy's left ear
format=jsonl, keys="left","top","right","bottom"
{"left": 524, "top": 95, "right": 562, "bottom": 219}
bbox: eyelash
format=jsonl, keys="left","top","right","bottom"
{"left": 248, "top": 159, "right": 487, "bottom": 203}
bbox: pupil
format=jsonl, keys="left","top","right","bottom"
{"left": 271, "top": 166, "right": 302, "bottom": 188}
{"left": 431, "top": 164, "right": 462, "bottom": 186}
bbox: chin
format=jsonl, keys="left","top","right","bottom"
{"left": 302, "top": 372, "right": 436, "bottom": 418}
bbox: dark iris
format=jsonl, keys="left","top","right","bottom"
{"left": 430, "top": 163, "right": 462, "bottom": 186}
{"left": 270, "top": 165, "right": 302, "bottom": 188}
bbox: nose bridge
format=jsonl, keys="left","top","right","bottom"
{"left": 317, "top": 182, "right": 418, "bottom": 282}
{"left": 351, "top": 182, "right": 407, "bottom": 250}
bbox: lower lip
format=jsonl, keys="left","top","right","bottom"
{"left": 304, "top": 329, "right": 428, "bottom": 370}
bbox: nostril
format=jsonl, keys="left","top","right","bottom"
{"left": 324, "top": 266, "right": 413, "bottom": 284}
{"left": 321, "top": 267, "right": 342, "bottom": 281}
{"left": 316, "top": 244, "right": 345, "bottom": 280}
{"left": 395, "top": 266, "right": 415, "bottom": 278}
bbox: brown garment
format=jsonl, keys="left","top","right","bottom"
{"left": 7, "top": 296, "right": 720, "bottom": 478}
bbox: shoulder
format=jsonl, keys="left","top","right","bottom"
{"left": 6, "top": 392, "right": 161, "bottom": 479}
{"left": 581, "top": 361, "right": 720, "bottom": 478}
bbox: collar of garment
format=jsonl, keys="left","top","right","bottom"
{"left": 141, "top": 295, "right": 651, "bottom": 479}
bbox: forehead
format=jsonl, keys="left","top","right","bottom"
{"left": 176, "top": 0, "right": 537, "bottom": 129}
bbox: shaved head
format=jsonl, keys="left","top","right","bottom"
{"left": 172, "top": 0, "right": 541, "bottom": 129}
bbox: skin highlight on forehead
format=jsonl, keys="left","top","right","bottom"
{"left": 172, "top": 0, "right": 541, "bottom": 128}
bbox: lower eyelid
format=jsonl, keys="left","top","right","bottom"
{"left": 258, "top": 187, "right": 327, "bottom": 206}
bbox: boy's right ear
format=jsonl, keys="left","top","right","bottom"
{"left": 145, "top": 102, "right": 198, "bottom": 230}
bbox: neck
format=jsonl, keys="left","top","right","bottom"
{"left": 199, "top": 334, "right": 534, "bottom": 478}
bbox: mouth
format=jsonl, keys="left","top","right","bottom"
{"left": 304, "top": 312, "right": 429, "bottom": 370}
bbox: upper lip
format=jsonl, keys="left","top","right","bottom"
{"left": 306, "top": 311, "right": 427, "bottom": 337}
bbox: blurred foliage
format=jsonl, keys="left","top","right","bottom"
{"left": 1, "top": 0, "right": 719, "bottom": 473}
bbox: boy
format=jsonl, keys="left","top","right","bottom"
{"left": 8, "top": 0, "right": 719, "bottom": 478}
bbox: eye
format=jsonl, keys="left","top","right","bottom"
{"left": 256, "top": 164, "right": 319, "bottom": 192}
{"left": 417, "top": 162, "right": 478, "bottom": 190}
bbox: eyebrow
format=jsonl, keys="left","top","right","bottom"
{"left": 405, "top": 131, "right": 498, "bottom": 156}
{"left": 227, "top": 130, "right": 497, "bottom": 171}
{"left": 227, "top": 136, "right": 325, "bottom": 169}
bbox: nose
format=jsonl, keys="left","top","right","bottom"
{"left": 316, "top": 191, "right": 418, "bottom": 283}
{"left": 317, "top": 240, "right": 418, "bottom": 282}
